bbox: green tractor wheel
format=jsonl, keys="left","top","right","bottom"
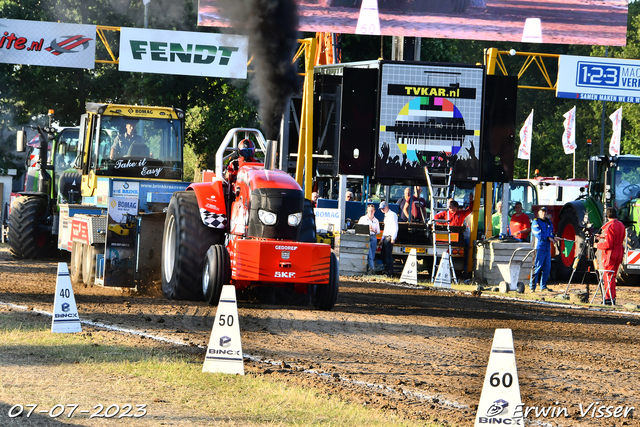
{"left": 8, "top": 195, "right": 53, "bottom": 259}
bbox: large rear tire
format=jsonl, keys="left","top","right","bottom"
{"left": 70, "top": 242, "right": 84, "bottom": 286}
{"left": 313, "top": 253, "right": 339, "bottom": 311}
{"left": 8, "top": 195, "right": 52, "bottom": 259}
{"left": 616, "top": 227, "right": 639, "bottom": 286}
{"left": 161, "top": 191, "right": 224, "bottom": 301}
{"left": 82, "top": 244, "right": 102, "bottom": 286}
{"left": 203, "top": 244, "right": 231, "bottom": 306}
{"left": 555, "top": 210, "right": 588, "bottom": 282}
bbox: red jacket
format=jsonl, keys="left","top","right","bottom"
{"left": 597, "top": 218, "right": 626, "bottom": 267}
{"left": 434, "top": 205, "right": 473, "bottom": 227}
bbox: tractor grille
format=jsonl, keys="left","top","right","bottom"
{"left": 248, "top": 188, "right": 304, "bottom": 240}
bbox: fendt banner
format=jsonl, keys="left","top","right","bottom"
{"left": 557, "top": 55, "right": 640, "bottom": 104}
{"left": 0, "top": 19, "right": 96, "bottom": 69}
{"left": 119, "top": 27, "right": 249, "bottom": 79}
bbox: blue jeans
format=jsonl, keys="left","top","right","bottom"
{"left": 367, "top": 234, "right": 377, "bottom": 270}
{"left": 530, "top": 249, "right": 551, "bottom": 290}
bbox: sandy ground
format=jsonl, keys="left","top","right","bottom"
{"left": 1, "top": 247, "right": 640, "bottom": 426}
{"left": 198, "top": 0, "right": 628, "bottom": 46}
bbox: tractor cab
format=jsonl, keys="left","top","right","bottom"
{"left": 609, "top": 156, "right": 640, "bottom": 226}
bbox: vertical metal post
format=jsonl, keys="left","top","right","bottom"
{"left": 600, "top": 46, "right": 608, "bottom": 156}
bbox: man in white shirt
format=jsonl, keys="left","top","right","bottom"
{"left": 380, "top": 201, "right": 398, "bottom": 276}
{"left": 358, "top": 204, "right": 380, "bottom": 274}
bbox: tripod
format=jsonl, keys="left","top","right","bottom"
{"left": 563, "top": 232, "right": 598, "bottom": 298}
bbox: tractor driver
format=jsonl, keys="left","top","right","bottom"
{"left": 225, "top": 138, "right": 259, "bottom": 183}
{"left": 110, "top": 119, "right": 143, "bottom": 159}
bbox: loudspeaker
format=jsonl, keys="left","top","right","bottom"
{"left": 481, "top": 74, "right": 518, "bottom": 183}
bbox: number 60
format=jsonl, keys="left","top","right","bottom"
{"left": 490, "top": 372, "right": 513, "bottom": 388}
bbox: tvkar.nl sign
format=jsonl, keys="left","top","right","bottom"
{"left": 0, "top": 18, "right": 96, "bottom": 69}
{"left": 119, "top": 27, "right": 248, "bottom": 79}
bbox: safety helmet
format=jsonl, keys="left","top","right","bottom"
{"left": 238, "top": 138, "right": 255, "bottom": 159}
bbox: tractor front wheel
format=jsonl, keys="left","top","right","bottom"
{"left": 203, "top": 244, "right": 230, "bottom": 306}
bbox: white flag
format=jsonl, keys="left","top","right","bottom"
{"left": 609, "top": 107, "right": 622, "bottom": 156}
{"left": 518, "top": 109, "right": 534, "bottom": 160}
{"left": 562, "top": 106, "right": 577, "bottom": 154}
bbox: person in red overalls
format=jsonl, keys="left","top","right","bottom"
{"left": 596, "top": 207, "right": 626, "bottom": 305}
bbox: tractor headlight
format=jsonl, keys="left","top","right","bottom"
{"left": 288, "top": 212, "right": 302, "bottom": 226}
{"left": 258, "top": 209, "right": 277, "bottom": 225}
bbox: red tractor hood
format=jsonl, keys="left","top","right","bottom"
{"left": 239, "top": 163, "right": 301, "bottom": 192}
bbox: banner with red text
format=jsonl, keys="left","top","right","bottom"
{"left": 0, "top": 19, "right": 96, "bottom": 69}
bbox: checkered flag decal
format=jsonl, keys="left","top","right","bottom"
{"left": 200, "top": 208, "right": 228, "bottom": 229}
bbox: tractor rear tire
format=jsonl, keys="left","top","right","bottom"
{"left": 82, "top": 244, "right": 102, "bottom": 286}
{"left": 299, "top": 199, "right": 317, "bottom": 243}
{"left": 161, "top": 191, "right": 224, "bottom": 301}
{"left": 70, "top": 242, "right": 84, "bottom": 286}
{"left": 555, "top": 210, "right": 588, "bottom": 282}
{"left": 203, "top": 244, "right": 230, "bottom": 306}
{"left": 8, "top": 195, "right": 52, "bottom": 259}
{"left": 313, "top": 253, "right": 339, "bottom": 311}
{"left": 616, "top": 228, "right": 639, "bottom": 286}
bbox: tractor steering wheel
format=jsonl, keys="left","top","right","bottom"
{"left": 622, "top": 184, "right": 640, "bottom": 198}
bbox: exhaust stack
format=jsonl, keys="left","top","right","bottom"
{"left": 264, "top": 139, "right": 278, "bottom": 171}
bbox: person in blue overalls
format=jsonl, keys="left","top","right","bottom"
{"left": 530, "top": 206, "right": 560, "bottom": 292}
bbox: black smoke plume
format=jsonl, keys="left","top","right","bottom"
{"left": 217, "top": 0, "right": 301, "bottom": 140}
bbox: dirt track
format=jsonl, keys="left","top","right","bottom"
{"left": 1, "top": 247, "right": 640, "bottom": 426}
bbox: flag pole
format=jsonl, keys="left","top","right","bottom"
{"left": 527, "top": 158, "right": 530, "bottom": 179}
{"left": 573, "top": 152, "right": 576, "bottom": 178}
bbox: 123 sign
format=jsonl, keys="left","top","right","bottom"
{"left": 576, "top": 62, "right": 620, "bottom": 88}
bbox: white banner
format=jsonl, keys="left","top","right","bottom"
{"left": 557, "top": 55, "right": 640, "bottom": 104}
{"left": 562, "top": 106, "right": 577, "bottom": 154}
{"left": 119, "top": 27, "right": 248, "bottom": 79}
{"left": 518, "top": 110, "right": 533, "bottom": 160}
{"left": 0, "top": 19, "right": 96, "bottom": 69}
{"left": 610, "top": 107, "right": 623, "bottom": 156}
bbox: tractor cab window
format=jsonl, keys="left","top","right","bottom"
{"left": 614, "top": 160, "right": 640, "bottom": 209}
{"left": 94, "top": 116, "right": 183, "bottom": 180}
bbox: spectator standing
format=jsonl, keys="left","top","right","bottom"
{"left": 596, "top": 207, "right": 626, "bottom": 305}
{"left": 397, "top": 187, "right": 426, "bottom": 222}
{"left": 510, "top": 201, "right": 531, "bottom": 241}
{"left": 492, "top": 201, "right": 510, "bottom": 236}
{"left": 346, "top": 191, "right": 354, "bottom": 201}
{"left": 530, "top": 206, "right": 560, "bottom": 292}
{"left": 311, "top": 192, "right": 318, "bottom": 208}
{"left": 379, "top": 201, "right": 398, "bottom": 276}
{"left": 358, "top": 204, "right": 380, "bottom": 274}
{"left": 433, "top": 194, "right": 474, "bottom": 227}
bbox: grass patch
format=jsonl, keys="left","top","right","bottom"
{"left": 0, "top": 312, "right": 443, "bottom": 426}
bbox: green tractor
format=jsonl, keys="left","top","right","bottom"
{"left": 8, "top": 112, "right": 81, "bottom": 259}
{"left": 556, "top": 154, "right": 640, "bottom": 285}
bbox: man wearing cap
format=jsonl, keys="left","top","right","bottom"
{"left": 110, "top": 119, "right": 143, "bottom": 159}
{"left": 530, "top": 206, "right": 560, "bottom": 292}
{"left": 380, "top": 201, "right": 398, "bottom": 276}
{"left": 357, "top": 204, "right": 380, "bottom": 274}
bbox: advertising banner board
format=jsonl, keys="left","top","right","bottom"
{"left": 557, "top": 55, "right": 640, "bottom": 104}
{"left": 197, "top": 0, "right": 628, "bottom": 46}
{"left": 119, "top": 27, "right": 248, "bottom": 79}
{"left": 105, "top": 197, "right": 139, "bottom": 287}
{"left": 0, "top": 18, "right": 96, "bottom": 69}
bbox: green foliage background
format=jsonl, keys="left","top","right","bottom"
{"left": 1, "top": 0, "right": 639, "bottom": 180}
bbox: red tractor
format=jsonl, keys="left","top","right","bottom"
{"left": 160, "top": 128, "right": 339, "bottom": 310}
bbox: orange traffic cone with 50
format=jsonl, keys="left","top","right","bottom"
{"left": 400, "top": 248, "right": 418, "bottom": 285}
{"left": 51, "top": 263, "right": 82, "bottom": 333}
{"left": 474, "top": 329, "right": 524, "bottom": 426}
{"left": 203, "top": 285, "right": 244, "bottom": 375}
{"left": 355, "top": 0, "right": 380, "bottom": 35}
